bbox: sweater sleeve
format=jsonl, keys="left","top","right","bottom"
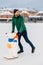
{"left": 12, "top": 17, "right": 15, "bottom": 32}
{"left": 19, "top": 16, "right": 25, "bottom": 33}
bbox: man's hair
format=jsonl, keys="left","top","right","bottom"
{"left": 13, "top": 9, "right": 19, "bottom": 14}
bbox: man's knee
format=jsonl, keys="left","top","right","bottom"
{"left": 25, "top": 38, "right": 30, "bottom": 43}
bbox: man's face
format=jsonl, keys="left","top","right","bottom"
{"left": 14, "top": 11, "right": 20, "bottom": 17}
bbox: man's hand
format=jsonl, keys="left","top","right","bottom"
{"left": 12, "top": 31, "right": 14, "bottom": 33}
{"left": 16, "top": 32, "right": 21, "bottom": 36}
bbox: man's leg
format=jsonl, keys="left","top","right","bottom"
{"left": 18, "top": 34, "right": 24, "bottom": 54}
{"left": 22, "top": 30, "right": 35, "bottom": 53}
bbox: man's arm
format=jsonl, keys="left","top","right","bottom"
{"left": 12, "top": 17, "right": 15, "bottom": 33}
{"left": 19, "top": 16, "right": 25, "bottom": 33}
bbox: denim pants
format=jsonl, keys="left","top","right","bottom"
{"left": 18, "top": 30, "right": 34, "bottom": 51}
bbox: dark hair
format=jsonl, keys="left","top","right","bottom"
{"left": 13, "top": 9, "right": 19, "bottom": 14}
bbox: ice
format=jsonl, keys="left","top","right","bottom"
{"left": 0, "top": 22, "right": 43, "bottom": 65}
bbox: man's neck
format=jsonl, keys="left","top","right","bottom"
{"left": 15, "top": 15, "right": 20, "bottom": 18}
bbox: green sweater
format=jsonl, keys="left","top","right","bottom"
{"left": 12, "top": 15, "right": 26, "bottom": 33}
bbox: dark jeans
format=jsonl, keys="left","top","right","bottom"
{"left": 18, "top": 30, "right": 35, "bottom": 51}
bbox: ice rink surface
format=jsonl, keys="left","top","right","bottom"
{"left": 0, "top": 22, "right": 43, "bottom": 65}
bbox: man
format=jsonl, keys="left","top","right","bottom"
{"left": 12, "top": 9, "right": 35, "bottom": 54}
